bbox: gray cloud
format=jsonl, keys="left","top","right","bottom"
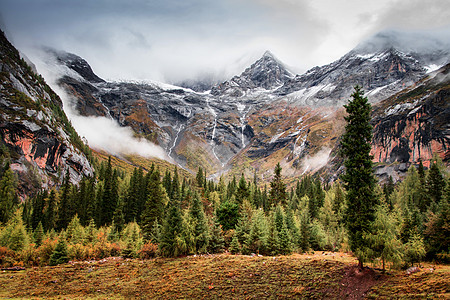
{"left": 1, "top": 0, "right": 449, "bottom": 83}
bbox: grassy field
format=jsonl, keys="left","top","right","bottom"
{"left": 0, "top": 252, "right": 448, "bottom": 299}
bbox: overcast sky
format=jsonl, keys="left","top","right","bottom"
{"left": 1, "top": 0, "right": 450, "bottom": 83}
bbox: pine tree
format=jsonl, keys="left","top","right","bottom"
{"left": 425, "top": 161, "right": 445, "bottom": 210}
{"left": 121, "top": 222, "right": 143, "bottom": 258}
{"left": 269, "top": 163, "right": 287, "bottom": 207}
{"left": 44, "top": 190, "right": 57, "bottom": 231}
{"left": 98, "top": 158, "right": 119, "bottom": 226}
{"left": 0, "top": 209, "right": 30, "bottom": 252}
{"left": 123, "top": 167, "right": 142, "bottom": 223}
{"left": 340, "top": 86, "right": 378, "bottom": 269}
{"left": 368, "top": 201, "right": 403, "bottom": 271}
{"left": 141, "top": 168, "right": 168, "bottom": 240}
{"left": 0, "top": 166, "right": 17, "bottom": 224}
{"left": 216, "top": 200, "right": 239, "bottom": 231}
{"left": 189, "top": 193, "right": 210, "bottom": 253}
{"left": 33, "top": 221, "right": 45, "bottom": 246}
{"left": 57, "top": 169, "right": 73, "bottom": 230}
{"left": 404, "top": 232, "right": 426, "bottom": 267}
{"left": 159, "top": 196, "right": 185, "bottom": 257}
{"left": 196, "top": 167, "right": 204, "bottom": 188}
{"left": 229, "top": 233, "right": 241, "bottom": 254}
{"left": 49, "top": 238, "right": 69, "bottom": 266}
{"left": 30, "top": 190, "right": 46, "bottom": 229}
{"left": 208, "top": 213, "right": 225, "bottom": 253}
{"left": 424, "top": 193, "right": 450, "bottom": 258}
{"left": 246, "top": 209, "right": 268, "bottom": 254}
{"left": 235, "top": 174, "right": 249, "bottom": 204}
{"left": 298, "top": 195, "right": 311, "bottom": 252}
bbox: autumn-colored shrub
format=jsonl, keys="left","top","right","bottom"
{"left": 139, "top": 242, "right": 158, "bottom": 259}
{"left": 68, "top": 243, "right": 88, "bottom": 261}
{"left": 109, "top": 242, "right": 122, "bottom": 257}
{"left": 0, "top": 245, "right": 15, "bottom": 267}
{"left": 36, "top": 238, "right": 57, "bottom": 266}
{"left": 19, "top": 244, "right": 40, "bottom": 266}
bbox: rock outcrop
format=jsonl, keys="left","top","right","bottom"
{"left": 370, "top": 63, "right": 450, "bottom": 181}
{"left": 0, "top": 30, "right": 93, "bottom": 197}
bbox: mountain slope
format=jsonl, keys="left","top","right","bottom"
{"left": 0, "top": 31, "right": 93, "bottom": 197}
{"left": 37, "top": 30, "right": 450, "bottom": 182}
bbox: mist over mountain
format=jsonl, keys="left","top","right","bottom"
{"left": 27, "top": 29, "right": 448, "bottom": 183}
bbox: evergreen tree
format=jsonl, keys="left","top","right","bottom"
{"left": 141, "top": 168, "right": 168, "bottom": 240}
{"left": 368, "top": 202, "right": 403, "bottom": 271}
{"left": 229, "top": 233, "right": 241, "bottom": 254}
{"left": 216, "top": 200, "right": 239, "bottom": 231}
{"left": 269, "top": 163, "right": 287, "bottom": 207}
{"left": 404, "top": 232, "right": 426, "bottom": 267}
{"left": 0, "top": 166, "right": 17, "bottom": 224}
{"left": 278, "top": 219, "right": 293, "bottom": 255}
{"left": 49, "top": 238, "right": 69, "bottom": 266}
{"left": 208, "top": 213, "right": 225, "bottom": 253}
{"left": 266, "top": 215, "right": 280, "bottom": 255}
{"left": 189, "top": 193, "right": 210, "bottom": 253}
{"left": 98, "top": 157, "right": 119, "bottom": 226}
{"left": 33, "top": 221, "right": 44, "bottom": 247}
{"left": 424, "top": 194, "right": 450, "bottom": 258}
{"left": 340, "top": 86, "right": 378, "bottom": 269}
{"left": 30, "top": 190, "right": 46, "bottom": 229}
{"left": 298, "top": 195, "right": 311, "bottom": 251}
{"left": 123, "top": 167, "right": 143, "bottom": 223}
{"left": 57, "top": 169, "right": 73, "bottom": 230}
{"left": 0, "top": 209, "right": 30, "bottom": 251}
{"left": 196, "top": 167, "right": 204, "bottom": 188}
{"left": 44, "top": 190, "right": 57, "bottom": 231}
{"left": 159, "top": 196, "right": 185, "bottom": 257}
{"left": 235, "top": 174, "right": 249, "bottom": 204}
{"left": 121, "top": 222, "right": 143, "bottom": 258}
{"left": 246, "top": 209, "right": 268, "bottom": 254}
{"left": 383, "top": 176, "right": 395, "bottom": 210}
{"left": 425, "top": 161, "right": 445, "bottom": 210}
{"left": 66, "top": 215, "right": 85, "bottom": 244}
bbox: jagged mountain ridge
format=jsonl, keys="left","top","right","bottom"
{"left": 0, "top": 31, "right": 94, "bottom": 198}
{"left": 211, "top": 51, "right": 295, "bottom": 97}
{"left": 40, "top": 30, "right": 449, "bottom": 181}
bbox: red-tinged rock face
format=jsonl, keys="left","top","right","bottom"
{"left": 1, "top": 126, "right": 63, "bottom": 172}
{"left": 371, "top": 77, "right": 450, "bottom": 169}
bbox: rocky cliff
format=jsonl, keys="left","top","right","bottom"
{"left": 0, "top": 31, "right": 93, "bottom": 198}
{"left": 370, "top": 64, "right": 450, "bottom": 181}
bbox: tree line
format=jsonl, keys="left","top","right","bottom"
{"left": 0, "top": 88, "right": 448, "bottom": 270}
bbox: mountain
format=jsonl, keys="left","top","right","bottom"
{"left": 370, "top": 63, "right": 450, "bottom": 181}
{"left": 277, "top": 31, "right": 449, "bottom": 106}
{"left": 0, "top": 31, "right": 94, "bottom": 197}
{"left": 38, "top": 30, "right": 449, "bottom": 182}
{"left": 211, "top": 51, "right": 294, "bottom": 97}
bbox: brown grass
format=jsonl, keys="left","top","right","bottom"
{"left": 1, "top": 252, "right": 447, "bottom": 299}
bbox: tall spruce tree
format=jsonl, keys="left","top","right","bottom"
{"left": 141, "top": 168, "right": 168, "bottom": 240}
{"left": 340, "top": 86, "right": 378, "bottom": 269}
{"left": 0, "top": 166, "right": 17, "bottom": 224}
{"left": 269, "top": 163, "right": 287, "bottom": 207}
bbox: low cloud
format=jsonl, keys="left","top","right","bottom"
{"left": 30, "top": 49, "right": 170, "bottom": 161}
{"left": 65, "top": 103, "right": 169, "bottom": 161}
{"left": 301, "top": 147, "right": 332, "bottom": 173}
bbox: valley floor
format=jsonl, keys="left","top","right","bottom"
{"left": 0, "top": 252, "right": 448, "bottom": 299}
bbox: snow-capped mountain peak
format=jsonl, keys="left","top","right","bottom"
{"left": 211, "top": 50, "right": 294, "bottom": 97}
